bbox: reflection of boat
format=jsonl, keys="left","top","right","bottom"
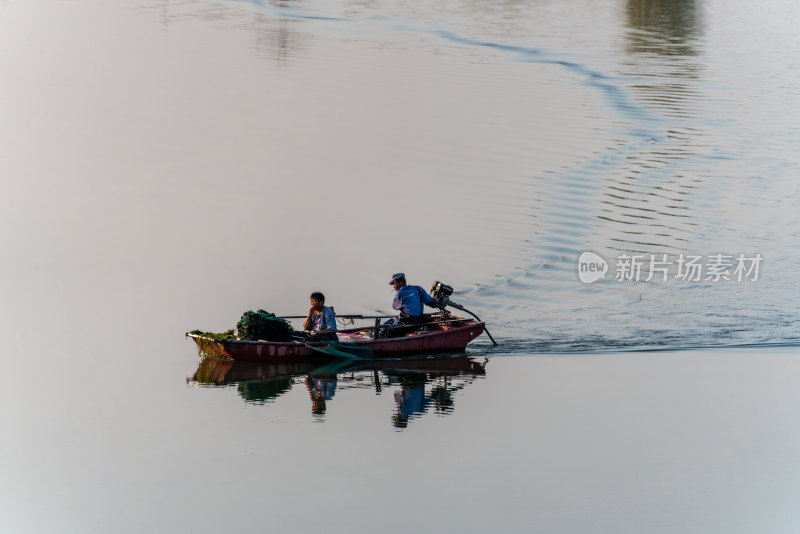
{"left": 190, "top": 357, "right": 324, "bottom": 385}
{"left": 188, "top": 354, "right": 487, "bottom": 425}
{"left": 188, "top": 357, "right": 327, "bottom": 404}
{"left": 187, "top": 315, "right": 486, "bottom": 362}
{"left": 187, "top": 356, "right": 486, "bottom": 415}
{"left": 189, "top": 354, "right": 486, "bottom": 385}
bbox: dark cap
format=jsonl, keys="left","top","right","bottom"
{"left": 389, "top": 272, "right": 405, "bottom": 284}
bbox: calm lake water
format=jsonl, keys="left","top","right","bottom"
{"left": 2, "top": 0, "right": 799, "bottom": 532}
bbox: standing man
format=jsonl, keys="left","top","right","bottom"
{"left": 390, "top": 273, "right": 440, "bottom": 325}
{"left": 303, "top": 292, "right": 337, "bottom": 338}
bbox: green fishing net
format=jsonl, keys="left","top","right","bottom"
{"left": 236, "top": 309, "right": 294, "bottom": 342}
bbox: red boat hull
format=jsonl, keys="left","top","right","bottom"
{"left": 188, "top": 335, "right": 317, "bottom": 361}
{"left": 338, "top": 321, "right": 485, "bottom": 357}
{"left": 187, "top": 320, "right": 486, "bottom": 362}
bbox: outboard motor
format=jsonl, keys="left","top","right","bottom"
{"left": 430, "top": 281, "right": 454, "bottom": 307}
{"left": 430, "top": 281, "right": 497, "bottom": 345}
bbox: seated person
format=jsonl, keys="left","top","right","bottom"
{"left": 298, "top": 292, "right": 337, "bottom": 340}
{"left": 389, "top": 273, "right": 440, "bottom": 326}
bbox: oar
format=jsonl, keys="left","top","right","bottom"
{"left": 279, "top": 314, "right": 398, "bottom": 320}
{"left": 283, "top": 311, "right": 497, "bottom": 345}
{"left": 305, "top": 340, "right": 375, "bottom": 360}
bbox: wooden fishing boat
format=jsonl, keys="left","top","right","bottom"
{"left": 187, "top": 315, "right": 486, "bottom": 362}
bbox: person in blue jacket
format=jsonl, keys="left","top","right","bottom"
{"left": 390, "top": 273, "right": 441, "bottom": 325}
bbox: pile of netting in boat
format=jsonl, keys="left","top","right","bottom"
{"left": 191, "top": 309, "right": 294, "bottom": 342}
{"left": 235, "top": 309, "right": 294, "bottom": 342}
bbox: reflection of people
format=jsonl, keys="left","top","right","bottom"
{"left": 305, "top": 374, "right": 338, "bottom": 415}
{"left": 391, "top": 373, "right": 429, "bottom": 428}
{"left": 301, "top": 292, "right": 337, "bottom": 339}
{"left": 389, "top": 273, "right": 439, "bottom": 325}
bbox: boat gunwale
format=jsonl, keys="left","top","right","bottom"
{"left": 185, "top": 333, "right": 303, "bottom": 345}
{"left": 186, "top": 317, "right": 482, "bottom": 347}
{"left": 335, "top": 320, "right": 484, "bottom": 346}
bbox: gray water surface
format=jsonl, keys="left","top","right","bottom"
{"left": 2, "top": 0, "right": 799, "bottom": 532}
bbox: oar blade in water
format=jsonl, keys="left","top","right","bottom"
{"left": 305, "top": 341, "right": 374, "bottom": 359}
